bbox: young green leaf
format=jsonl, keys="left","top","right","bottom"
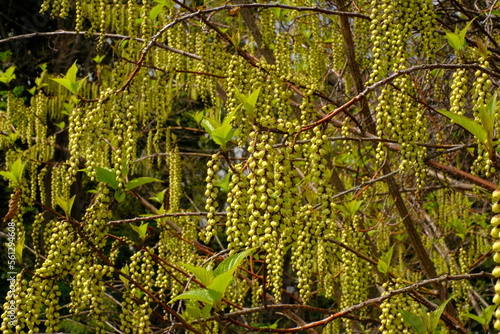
{"left": 125, "top": 177, "right": 163, "bottom": 191}
{"left": 51, "top": 61, "right": 86, "bottom": 94}
{"left": 183, "top": 300, "right": 202, "bottom": 319}
{"left": 149, "top": 188, "right": 167, "bottom": 204}
{"left": 181, "top": 263, "right": 214, "bottom": 287}
{"left": 200, "top": 304, "right": 213, "bottom": 318}
{"left": 0, "top": 171, "right": 17, "bottom": 184}
{"left": 234, "top": 86, "right": 260, "bottom": 117}
{"left": 201, "top": 118, "right": 218, "bottom": 135}
{"left": 130, "top": 222, "right": 149, "bottom": 240}
{"left": 56, "top": 195, "right": 75, "bottom": 217}
{"left": 377, "top": 245, "right": 394, "bottom": 274}
{"left": 213, "top": 248, "right": 255, "bottom": 277}
{"left": 15, "top": 231, "right": 24, "bottom": 264}
{"left": 463, "top": 313, "right": 484, "bottom": 324}
{"left": 189, "top": 110, "right": 205, "bottom": 125}
{"left": 210, "top": 124, "right": 234, "bottom": 150}
{"left": 114, "top": 190, "right": 126, "bottom": 202}
{"left": 437, "top": 110, "right": 486, "bottom": 144}
{"left": 120, "top": 264, "right": 130, "bottom": 287}
{"left": 149, "top": 4, "right": 165, "bottom": 20}
{"left": 170, "top": 288, "right": 222, "bottom": 305}
{"left": 429, "top": 296, "right": 453, "bottom": 331}
{"left": 401, "top": 309, "right": 426, "bottom": 334}
{"left": 463, "top": 304, "right": 496, "bottom": 326}
{"left": 0, "top": 158, "right": 26, "bottom": 186}
{"left": 95, "top": 167, "right": 119, "bottom": 189}
{"left": 207, "top": 270, "right": 233, "bottom": 295}
{"left": 0, "top": 66, "right": 16, "bottom": 85}
{"left": 458, "top": 19, "right": 475, "bottom": 45}
{"left": 478, "top": 92, "right": 497, "bottom": 152}
{"left": 216, "top": 173, "right": 231, "bottom": 192}
{"left": 93, "top": 55, "right": 106, "bottom": 64}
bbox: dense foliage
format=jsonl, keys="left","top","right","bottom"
{"left": 2, "top": 0, "right": 500, "bottom": 333}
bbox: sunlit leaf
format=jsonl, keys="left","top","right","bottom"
{"left": 126, "top": 177, "right": 163, "bottom": 190}
{"left": 182, "top": 263, "right": 214, "bottom": 287}
{"left": 130, "top": 222, "right": 149, "bottom": 240}
{"left": 401, "top": 310, "right": 426, "bottom": 334}
{"left": 377, "top": 245, "right": 394, "bottom": 274}
{"left": 437, "top": 109, "right": 486, "bottom": 144}
{"left": 429, "top": 296, "right": 453, "bottom": 331}
{"left": 0, "top": 66, "right": 16, "bottom": 84}
{"left": 114, "top": 190, "right": 126, "bottom": 202}
{"left": 213, "top": 248, "right": 255, "bottom": 277}
{"left": 15, "top": 231, "right": 24, "bottom": 264}
{"left": 149, "top": 4, "right": 165, "bottom": 20}
{"left": 95, "top": 167, "right": 119, "bottom": 189}
{"left": 170, "top": 288, "right": 222, "bottom": 305}
{"left": 207, "top": 270, "right": 233, "bottom": 295}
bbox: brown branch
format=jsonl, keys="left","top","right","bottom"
{"left": 301, "top": 63, "right": 500, "bottom": 132}
{"left": 184, "top": 272, "right": 486, "bottom": 333}
{"left": 107, "top": 211, "right": 227, "bottom": 225}
{"left": 0, "top": 30, "right": 201, "bottom": 60}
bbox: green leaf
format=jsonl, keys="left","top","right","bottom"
{"left": 56, "top": 195, "right": 75, "bottom": 217}
{"left": 184, "top": 300, "right": 202, "bottom": 319}
{"left": 481, "top": 304, "right": 496, "bottom": 324}
{"left": 0, "top": 66, "right": 16, "bottom": 84}
{"left": 126, "top": 177, "right": 163, "bottom": 190}
{"left": 246, "top": 87, "right": 261, "bottom": 112}
{"left": 1, "top": 158, "right": 26, "bottom": 186}
{"left": 51, "top": 78, "right": 75, "bottom": 93}
{"left": 401, "top": 309, "right": 426, "bottom": 334}
{"left": 377, "top": 245, "right": 394, "bottom": 274}
{"left": 478, "top": 92, "right": 497, "bottom": 152}
{"left": 170, "top": 288, "right": 222, "bottom": 305}
{"left": 430, "top": 296, "right": 453, "bottom": 331}
{"left": 463, "top": 313, "right": 486, "bottom": 325}
{"left": 344, "top": 200, "right": 363, "bottom": 216}
{"left": 93, "top": 55, "right": 106, "bottom": 64}
{"left": 222, "top": 107, "right": 239, "bottom": 128}
{"left": 200, "top": 304, "right": 213, "bottom": 318}
{"left": 0, "top": 171, "right": 17, "bottom": 184}
{"left": 213, "top": 248, "right": 255, "bottom": 277}
{"left": 234, "top": 86, "right": 260, "bottom": 116}
{"left": 437, "top": 110, "right": 486, "bottom": 144}
{"left": 130, "top": 222, "right": 149, "bottom": 240}
{"left": 11, "top": 158, "right": 26, "bottom": 182}
{"left": 95, "top": 167, "right": 119, "bottom": 189}
{"left": 149, "top": 4, "right": 165, "bottom": 20}
{"left": 156, "top": 0, "right": 173, "bottom": 9}
{"left": 15, "top": 231, "right": 24, "bottom": 264}
{"left": 66, "top": 61, "right": 78, "bottom": 82}
{"left": 207, "top": 270, "right": 233, "bottom": 295}
{"left": 120, "top": 264, "right": 130, "bottom": 287}
{"left": 459, "top": 19, "right": 475, "bottom": 44}
{"left": 51, "top": 61, "right": 85, "bottom": 94}
{"left": 463, "top": 304, "right": 496, "bottom": 326}
{"left": 149, "top": 188, "right": 167, "bottom": 204}
{"left": 216, "top": 173, "right": 231, "bottom": 192}
{"left": 182, "top": 262, "right": 214, "bottom": 287}
{"left": 201, "top": 117, "right": 219, "bottom": 135}
{"left": 190, "top": 110, "right": 205, "bottom": 125}
{"left": 211, "top": 124, "right": 234, "bottom": 150}
{"left": 114, "top": 190, "right": 126, "bottom": 202}
{"left": 445, "top": 32, "right": 462, "bottom": 51}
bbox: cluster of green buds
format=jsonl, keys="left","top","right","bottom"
{"left": 491, "top": 189, "right": 500, "bottom": 329}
